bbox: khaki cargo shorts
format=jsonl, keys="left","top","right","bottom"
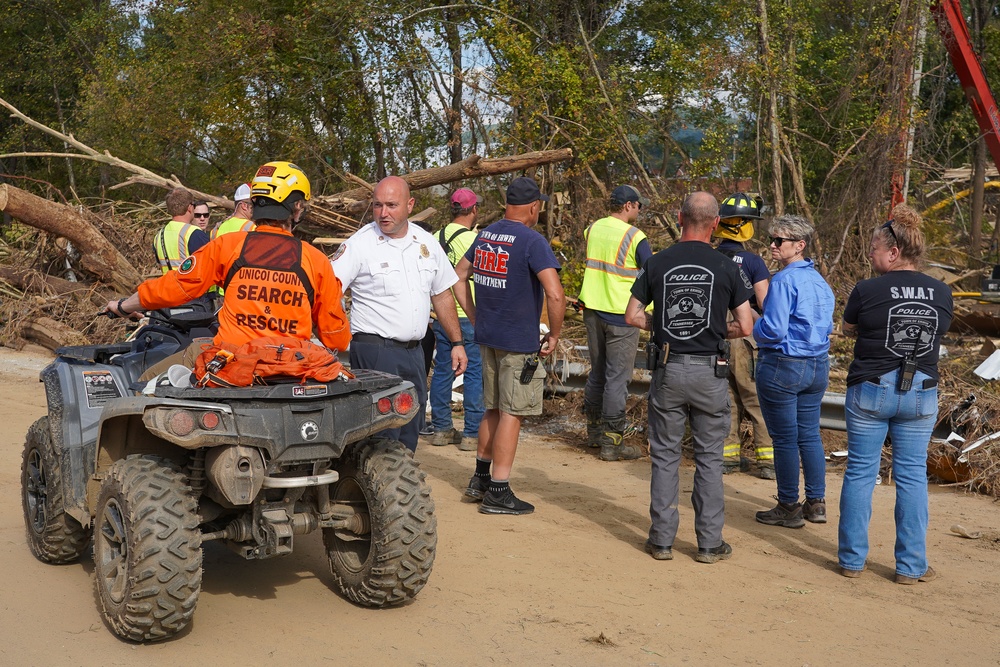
{"left": 481, "top": 345, "right": 545, "bottom": 416}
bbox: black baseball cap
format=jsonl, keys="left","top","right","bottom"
{"left": 506, "top": 177, "right": 549, "bottom": 205}
{"left": 610, "top": 184, "right": 650, "bottom": 207}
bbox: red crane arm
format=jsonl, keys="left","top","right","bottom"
{"left": 932, "top": 0, "right": 1000, "bottom": 171}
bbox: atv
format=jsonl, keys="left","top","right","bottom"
{"left": 20, "top": 304, "right": 436, "bottom": 642}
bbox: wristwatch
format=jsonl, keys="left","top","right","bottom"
{"left": 451, "top": 340, "right": 464, "bottom": 346}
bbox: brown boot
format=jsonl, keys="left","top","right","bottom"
{"left": 598, "top": 429, "right": 642, "bottom": 461}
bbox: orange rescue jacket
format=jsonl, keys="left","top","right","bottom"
{"left": 138, "top": 225, "right": 351, "bottom": 351}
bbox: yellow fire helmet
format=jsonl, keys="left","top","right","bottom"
{"left": 713, "top": 192, "right": 762, "bottom": 243}
{"left": 250, "top": 161, "right": 311, "bottom": 221}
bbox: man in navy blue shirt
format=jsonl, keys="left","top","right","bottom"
{"left": 714, "top": 193, "right": 775, "bottom": 479}
{"left": 453, "top": 177, "right": 565, "bottom": 515}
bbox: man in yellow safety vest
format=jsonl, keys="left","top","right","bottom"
{"left": 578, "top": 184, "right": 653, "bottom": 461}
{"left": 153, "top": 187, "right": 210, "bottom": 274}
{"left": 212, "top": 183, "right": 256, "bottom": 239}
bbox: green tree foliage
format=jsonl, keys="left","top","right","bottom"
{"left": 0, "top": 0, "right": 120, "bottom": 193}
{"left": 0, "top": 0, "right": 997, "bottom": 271}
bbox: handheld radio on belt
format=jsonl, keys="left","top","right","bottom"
{"left": 714, "top": 340, "right": 731, "bottom": 378}
{"left": 519, "top": 342, "right": 544, "bottom": 384}
{"left": 899, "top": 347, "right": 917, "bottom": 392}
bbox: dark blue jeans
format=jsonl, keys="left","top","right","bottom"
{"left": 755, "top": 350, "right": 829, "bottom": 504}
{"left": 429, "top": 318, "right": 483, "bottom": 437}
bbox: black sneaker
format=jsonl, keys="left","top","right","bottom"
{"left": 756, "top": 499, "right": 806, "bottom": 528}
{"left": 802, "top": 497, "right": 827, "bottom": 523}
{"left": 464, "top": 475, "right": 488, "bottom": 501}
{"left": 644, "top": 540, "right": 673, "bottom": 561}
{"left": 696, "top": 541, "right": 733, "bottom": 564}
{"left": 478, "top": 487, "right": 535, "bottom": 515}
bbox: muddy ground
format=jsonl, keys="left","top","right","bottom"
{"left": 0, "top": 345, "right": 997, "bottom": 665}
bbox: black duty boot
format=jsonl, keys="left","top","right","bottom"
{"left": 584, "top": 404, "right": 602, "bottom": 448}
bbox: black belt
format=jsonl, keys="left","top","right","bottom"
{"left": 666, "top": 353, "right": 713, "bottom": 366}
{"left": 353, "top": 332, "right": 422, "bottom": 349}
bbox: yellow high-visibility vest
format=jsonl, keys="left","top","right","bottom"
{"left": 212, "top": 216, "right": 255, "bottom": 240}
{"left": 153, "top": 220, "right": 199, "bottom": 274}
{"left": 578, "top": 215, "right": 646, "bottom": 314}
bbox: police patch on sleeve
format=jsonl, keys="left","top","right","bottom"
{"left": 179, "top": 256, "right": 195, "bottom": 274}
{"left": 331, "top": 243, "right": 347, "bottom": 261}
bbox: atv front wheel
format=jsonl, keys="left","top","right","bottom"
{"left": 325, "top": 439, "right": 437, "bottom": 607}
{"left": 94, "top": 456, "right": 202, "bottom": 642}
{"left": 21, "top": 417, "right": 91, "bottom": 564}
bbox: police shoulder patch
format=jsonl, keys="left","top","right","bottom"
{"left": 179, "top": 256, "right": 195, "bottom": 274}
{"left": 331, "top": 243, "right": 347, "bottom": 261}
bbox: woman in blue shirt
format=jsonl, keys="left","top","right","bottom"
{"left": 753, "top": 215, "right": 835, "bottom": 528}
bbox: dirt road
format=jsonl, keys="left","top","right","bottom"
{"left": 1, "top": 345, "right": 997, "bottom": 665}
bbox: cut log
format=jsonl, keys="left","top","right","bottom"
{"left": 314, "top": 149, "right": 574, "bottom": 212}
{"left": 0, "top": 267, "right": 110, "bottom": 307}
{"left": 0, "top": 184, "right": 143, "bottom": 292}
{"left": 22, "top": 316, "right": 90, "bottom": 351}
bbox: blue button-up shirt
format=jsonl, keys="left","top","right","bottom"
{"left": 753, "top": 258, "right": 834, "bottom": 357}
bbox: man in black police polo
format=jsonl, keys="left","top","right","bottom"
{"left": 625, "top": 191, "right": 753, "bottom": 564}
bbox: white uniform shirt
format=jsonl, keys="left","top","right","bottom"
{"left": 332, "top": 221, "right": 458, "bottom": 341}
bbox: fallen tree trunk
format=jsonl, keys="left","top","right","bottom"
{"left": 0, "top": 184, "right": 143, "bottom": 292}
{"left": 314, "top": 149, "right": 574, "bottom": 213}
{"left": 0, "top": 267, "right": 110, "bottom": 306}
{"left": 22, "top": 316, "right": 90, "bottom": 351}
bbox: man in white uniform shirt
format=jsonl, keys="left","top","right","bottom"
{"left": 333, "top": 175, "right": 468, "bottom": 451}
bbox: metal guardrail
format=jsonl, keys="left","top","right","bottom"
{"left": 546, "top": 346, "right": 848, "bottom": 431}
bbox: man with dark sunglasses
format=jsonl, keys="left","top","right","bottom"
{"left": 153, "top": 187, "right": 209, "bottom": 274}
{"left": 192, "top": 201, "right": 211, "bottom": 231}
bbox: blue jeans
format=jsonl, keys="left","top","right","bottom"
{"left": 838, "top": 368, "right": 937, "bottom": 577}
{"left": 429, "top": 318, "right": 484, "bottom": 437}
{"left": 755, "top": 350, "right": 828, "bottom": 504}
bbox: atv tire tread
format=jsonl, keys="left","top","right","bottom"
{"left": 21, "top": 417, "right": 91, "bottom": 564}
{"left": 94, "top": 456, "right": 202, "bottom": 642}
{"left": 326, "top": 438, "right": 436, "bottom": 607}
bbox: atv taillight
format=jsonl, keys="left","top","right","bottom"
{"left": 393, "top": 392, "right": 414, "bottom": 414}
{"left": 168, "top": 410, "right": 195, "bottom": 436}
{"left": 200, "top": 412, "right": 220, "bottom": 430}
{"left": 376, "top": 397, "right": 392, "bottom": 414}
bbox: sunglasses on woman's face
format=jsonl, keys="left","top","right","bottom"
{"left": 769, "top": 236, "right": 795, "bottom": 246}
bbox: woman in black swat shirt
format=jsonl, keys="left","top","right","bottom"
{"left": 837, "top": 204, "right": 952, "bottom": 584}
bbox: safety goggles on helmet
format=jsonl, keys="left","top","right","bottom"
{"left": 251, "top": 161, "right": 312, "bottom": 221}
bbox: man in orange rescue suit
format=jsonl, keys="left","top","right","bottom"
{"left": 105, "top": 161, "right": 351, "bottom": 361}
{"left": 579, "top": 184, "right": 654, "bottom": 462}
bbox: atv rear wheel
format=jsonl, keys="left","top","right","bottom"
{"left": 325, "top": 439, "right": 436, "bottom": 607}
{"left": 21, "top": 417, "right": 91, "bottom": 564}
{"left": 94, "top": 456, "right": 202, "bottom": 642}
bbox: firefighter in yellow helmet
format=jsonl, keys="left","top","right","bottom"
{"left": 713, "top": 193, "right": 774, "bottom": 479}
